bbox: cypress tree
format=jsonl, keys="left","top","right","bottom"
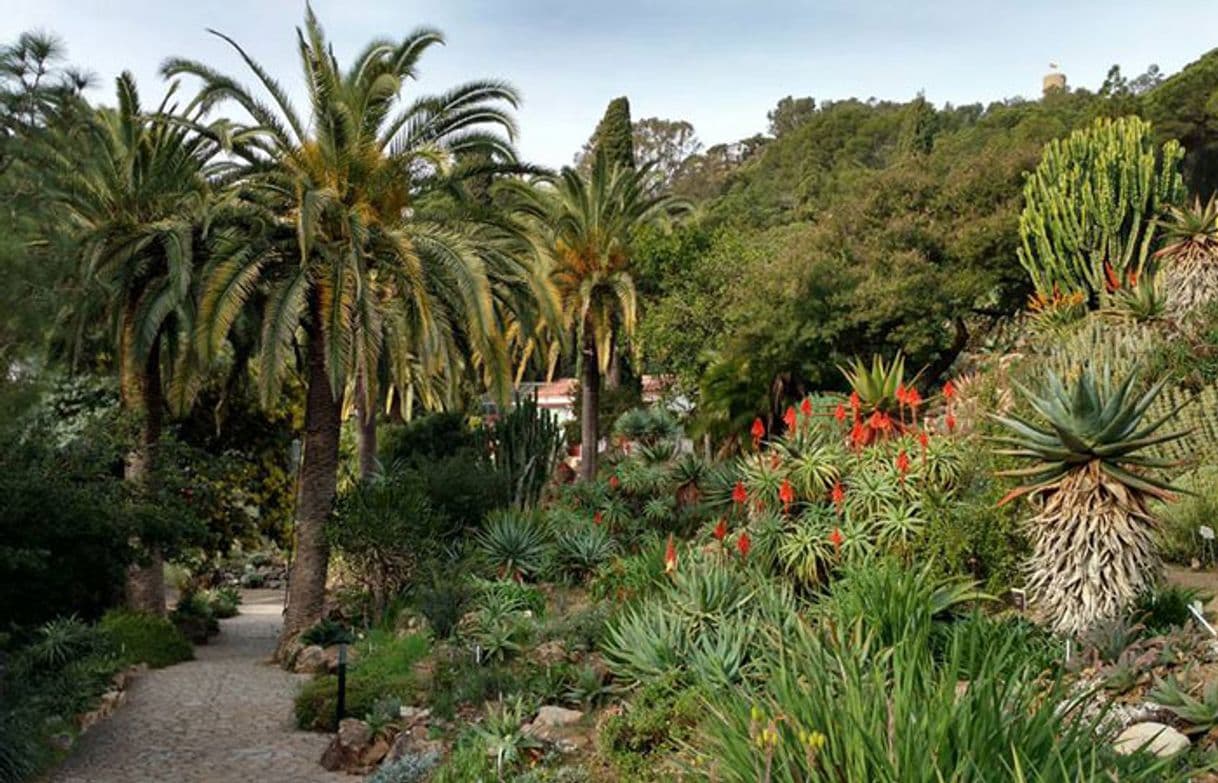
{"left": 593, "top": 96, "right": 635, "bottom": 171}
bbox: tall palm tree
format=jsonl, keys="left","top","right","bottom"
{"left": 507, "top": 153, "right": 687, "bottom": 479}
{"left": 166, "top": 9, "right": 523, "bottom": 655}
{"left": 43, "top": 73, "right": 222, "bottom": 614}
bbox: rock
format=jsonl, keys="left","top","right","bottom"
{"left": 533, "top": 640, "right": 568, "bottom": 666}
{"left": 386, "top": 728, "right": 444, "bottom": 764}
{"left": 293, "top": 645, "right": 327, "bottom": 674}
{"left": 323, "top": 644, "right": 357, "bottom": 673}
{"left": 1114, "top": 722, "right": 1191, "bottom": 757}
{"left": 532, "top": 705, "right": 583, "bottom": 728}
{"left": 360, "top": 735, "right": 391, "bottom": 768}
{"left": 320, "top": 718, "right": 374, "bottom": 772}
{"left": 398, "top": 705, "right": 431, "bottom": 726}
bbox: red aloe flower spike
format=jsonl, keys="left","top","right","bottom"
{"left": 834, "top": 403, "right": 846, "bottom": 423}
{"left": 594, "top": 511, "right": 603, "bottom": 525}
{"left": 831, "top": 481, "right": 845, "bottom": 511}
{"left": 736, "top": 531, "right": 751, "bottom": 558}
{"left": 609, "top": 474, "right": 620, "bottom": 490}
{"left": 946, "top": 413, "right": 957, "bottom": 433}
{"left": 905, "top": 387, "right": 922, "bottom": 409}
{"left": 829, "top": 527, "right": 843, "bottom": 554}
{"left": 800, "top": 397, "right": 813, "bottom": 417}
{"left": 850, "top": 421, "right": 866, "bottom": 451}
{"left": 896, "top": 450, "right": 910, "bottom": 481}
{"left": 1104, "top": 261, "right": 1121, "bottom": 292}
{"left": 713, "top": 518, "right": 728, "bottom": 541}
{"left": 849, "top": 391, "right": 861, "bottom": 412}
{"left": 783, "top": 405, "right": 797, "bottom": 434}
{"left": 943, "top": 380, "right": 956, "bottom": 402}
{"left": 751, "top": 417, "right": 765, "bottom": 447}
{"left": 664, "top": 535, "right": 678, "bottom": 575}
{"left": 896, "top": 383, "right": 907, "bottom": 404}
{"left": 918, "top": 429, "right": 929, "bottom": 460}
{"left": 732, "top": 480, "right": 748, "bottom": 506}
{"left": 1128, "top": 268, "right": 1140, "bottom": 288}
{"left": 867, "top": 410, "right": 885, "bottom": 430}
{"left": 779, "top": 479, "right": 795, "bottom": 514}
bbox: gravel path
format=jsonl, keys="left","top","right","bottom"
{"left": 51, "top": 590, "right": 349, "bottom": 783}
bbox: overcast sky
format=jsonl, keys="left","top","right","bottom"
{"left": 4, "top": 1, "right": 1214, "bottom": 167}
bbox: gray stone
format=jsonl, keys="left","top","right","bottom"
{"left": 532, "top": 705, "right": 583, "bottom": 728}
{"left": 1114, "top": 722, "right": 1191, "bottom": 757}
{"left": 293, "top": 645, "right": 327, "bottom": 674}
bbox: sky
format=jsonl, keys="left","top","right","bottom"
{"left": 3, "top": 0, "right": 1215, "bottom": 167}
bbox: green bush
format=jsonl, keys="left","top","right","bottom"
{"left": 300, "top": 618, "right": 354, "bottom": 647}
{"left": 1133, "top": 584, "right": 1206, "bottom": 633}
{"left": 598, "top": 674, "right": 703, "bottom": 778}
{"left": 1155, "top": 466, "right": 1218, "bottom": 564}
{"left": 201, "top": 586, "right": 241, "bottom": 619}
{"left": 170, "top": 591, "right": 219, "bottom": 644}
{"left": 99, "top": 610, "right": 194, "bottom": 668}
{"left": 294, "top": 632, "right": 429, "bottom": 731}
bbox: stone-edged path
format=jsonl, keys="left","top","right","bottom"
{"left": 51, "top": 590, "right": 350, "bottom": 783}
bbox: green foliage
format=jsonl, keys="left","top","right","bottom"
{"left": 1155, "top": 466, "right": 1218, "bottom": 563}
{"left": 294, "top": 632, "right": 429, "bottom": 731}
{"left": 471, "top": 697, "right": 543, "bottom": 778}
{"left": 98, "top": 610, "right": 194, "bottom": 668}
{"left": 1018, "top": 115, "right": 1185, "bottom": 299}
{"left": 481, "top": 394, "right": 565, "bottom": 509}
{"left": 300, "top": 618, "right": 354, "bottom": 647}
{"left": 598, "top": 674, "right": 703, "bottom": 778}
{"left": 1149, "top": 675, "right": 1218, "bottom": 735}
{"left": 1132, "top": 584, "right": 1207, "bottom": 633}
{"left": 592, "top": 96, "right": 636, "bottom": 171}
{"left": 331, "top": 469, "right": 452, "bottom": 620}
{"left": 475, "top": 510, "right": 553, "bottom": 581}
{"left": 613, "top": 407, "right": 680, "bottom": 445}
{"left": 365, "top": 750, "right": 441, "bottom": 783}
{"left": 553, "top": 523, "right": 619, "bottom": 582}
{"left": 169, "top": 591, "right": 219, "bottom": 644}
{"left": 379, "top": 413, "right": 477, "bottom": 465}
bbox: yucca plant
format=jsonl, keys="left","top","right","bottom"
{"left": 475, "top": 511, "right": 552, "bottom": 581}
{"left": 1156, "top": 194, "right": 1218, "bottom": 314}
{"left": 991, "top": 365, "right": 1190, "bottom": 635}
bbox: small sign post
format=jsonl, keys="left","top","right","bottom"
{"left": 335, "top": 643, "right": 348, "bottom": 725}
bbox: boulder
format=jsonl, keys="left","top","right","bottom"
{"left": 323, "top": 644, "right": 357, "bottom": 673}
{"left": 293, "top": 645, "right": 327, "bottom": 674}
{"left": 320, "top": 718, "right": 373, "bottom": 772}
{"left": 1114, "top": 722, "right": 1191, "bottom": 757}
{"left": 533, "top": 640, "right": 569, "bottom": 667}
{"left": 398, "top": 705, "right": 431, "bottom": 727}
{"left": 386, "top": 727, "right": 444, "bottom": 764}
{"left": 532, "top": 705, "right": 583, "bottom": 728}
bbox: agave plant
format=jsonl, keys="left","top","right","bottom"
{"left": 1103, "top": 271, "right": 1166, "bottom": 323}
{"left": 991, "top": 365, "right": 1189, "bottom": 635}
{"left": 475, "top": 511, "right": 552, "bottom": 581}
{"left": 1155, "top": 194, "right": 1218, "bottom": 314}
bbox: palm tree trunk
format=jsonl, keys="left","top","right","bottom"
{"left": 122, "top": 329, "right": 167, "bottom": 616}
{"left": 277, "top": 311, "right": 342, "bottom": 660}
{"left": 580, "top": 327, "right": 600, "bottom": 481}
{"left": 354, "top": 370, "right": 378, "bottom": 480}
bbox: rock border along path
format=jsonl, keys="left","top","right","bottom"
{"left": 51, "top": 590, "right": 350, "bottom": 783}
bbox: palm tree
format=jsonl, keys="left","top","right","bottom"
{"left": 43, "top": 73, "right": 221, "bottom": 614}
{"left": 166, "top": 9, "right": 522, "bottom": 655}
{"left": 507, "top": 153, "right": 687, "bottom": 479}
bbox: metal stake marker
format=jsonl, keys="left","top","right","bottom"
{"left": 335, "top": 643, "right": 348, "bottom": 725}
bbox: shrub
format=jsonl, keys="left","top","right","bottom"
{"left": 300, "top": 618, "right": 355, "bottom": 647}
{"left": 99, "top": 610, "right": 193, "bottom": 668}
{"left": 598, "top": 674, "right": 702, "bottom": 778}
{"left": 170, "top": 591, "right": 219, "bottom": 644}
{"left": 366, "top": 750, "right": 442, "bottom": 783}
{"left": 1155, "top": 466, "right": 1218, "bottom": 565}
{"left": 202, "top": 586, "right": 241, "bottom": 619}
{"left": 410, "top": 567, "right": 472, "bottom": 639}
{"left": 1133, "top": 584, "right": 1206, "bottom": 633}
{"left": 294, "top": 632, "right": 429, "bottom": 731}
{"left": 475, "top": 510, "right": 552, "bottom": 580}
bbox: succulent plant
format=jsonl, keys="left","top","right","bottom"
{"left": 991, "top": 365, "right": 1190, "bottom": 634}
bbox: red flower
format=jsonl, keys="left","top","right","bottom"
{"left": 896, "top": 450, "right": 910, "bottom": 478}
{"left": 834, "top": 403, "right": 847, "bottom": 423}
{"left": 946, "top": 413, "right": 957, "bottom": 433}
{"left": 849, "top": 391, "right": 861, "bottom": 412}
{"left": 713, "top": 518, "right": 728, "bottom": 541}
{"left": 905, "top": 387, "right": 922, "bottom": 409}
{"left": 829, "top": 527, "right": 843, "bottom": 553}
{"left": 594, "top": 511, "right": 603, "bottom": 525}
{"left": 918, "top": 429, "right": 930, "bottom": 457}
{"left": 1128, "top": 268, "right": 1141, "bottom": 288}
{"left": 751, "top": 417, "right": 765, "bottom": 446}
{"left": 783, "top": 405, "right": 798, "bottom": 433}
{"left": 831, "top": 481, "right": 845, "bottom": 510}
{"left": 664, "top": 535, "right": 678, "bottom": 574}
{"left": 943, "top": 380, "right": 956, "bottom": 401}
{"left": 896, "top": 383, "right": 907, "bottom": 404}
{"left": 1104, "top": 261, "right": 1122, "bottom": 292}
{"left": 736, "top": 531, "right": 752, "bottom": 558}
{"left": 732, "top": 480, "right": 748, "bottom": 506}
{"left": 608, "top": 475, "right": 620, "bottom": 490}
{"left": 850, "top": 421, "right": 867, "bottom": 450}
{"left": 779, "top": 479, "right": 795, "bottom": 513}
{"left": 800, "top": 397, "right": 813, "bottom": 417}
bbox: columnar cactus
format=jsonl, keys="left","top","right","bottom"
{"left": 1018, "top": 116, "right": 1185, "bottom": 301}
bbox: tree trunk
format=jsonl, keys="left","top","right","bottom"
{"left": 123, "top": 331, "right": 167, "bottom": 616}
{"left": 580, "top": 327, "right": 600, "bottom": 481}
{"left": 606, "top": 332, "right": 621, "bottom": 390}
{"left": 354, "top": 370, "right": 378, "bottom": 480}
{"left": 276, "top": 311, "right": 342, "bottom": 661}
